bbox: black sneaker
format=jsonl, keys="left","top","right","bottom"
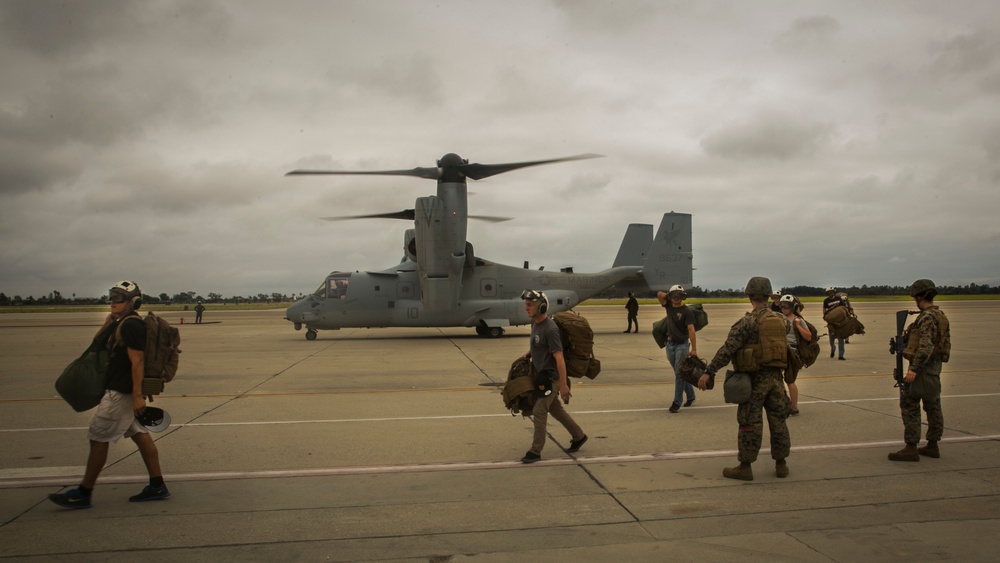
{"left": 683, "top": 398, "right": 695, "bottom": 407}
{"left": 48, "top": 488, "right": 92, "bottom": 509}
{"left": 567, "top": 435, "right": 588, "bottom": 453}
{"left": 129, "top": 483, "right": 170, "bottom": 502}
{"left": 668, "top": 402, "right": 680, "bottom": 413}
{"left": 520, "top": 451, "right": 541, "bottom": 464}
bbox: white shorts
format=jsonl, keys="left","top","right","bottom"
{"left": 88, "top": 391, "right": 147, "bottom": 443}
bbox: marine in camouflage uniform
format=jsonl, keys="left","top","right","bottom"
{"left": 699, "top": 276, "right": 791, "bottom": 481}
{"left": 889, "top": 279, "right": 951, "bottom": 462}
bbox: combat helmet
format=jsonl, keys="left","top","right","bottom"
{"left": 744, "top": 276, "right": 772, "bottom": 297}
{"left": 909, "top": 279, "right": 937, "bottom": 299}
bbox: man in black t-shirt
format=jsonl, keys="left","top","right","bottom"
{"left": 658, "top": 285, "right": 698, "bottom": 413}
{"left": 49, "top": 281, "right": 170, "bottom": 510}
{"left": 823, "top": 287, "right": 847, "bottom": 360}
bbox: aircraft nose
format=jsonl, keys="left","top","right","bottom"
{"left": 285, "top": 298, "right": 319, "bottom": 323}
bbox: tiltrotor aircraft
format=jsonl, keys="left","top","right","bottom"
{"left": 284, "top": 152, "right": 693, "bottom": 340}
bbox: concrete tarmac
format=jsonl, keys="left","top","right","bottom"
{"left": 1, "top": 301, "right": 999, "bottom": 561}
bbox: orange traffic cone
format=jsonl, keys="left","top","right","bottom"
{"left": 180, "top": 317, "right": 184, "bottom": 324}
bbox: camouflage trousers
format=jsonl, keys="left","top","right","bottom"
{"left": 736, "top": 369, "right": 791, "bottom": 464}
{"left": 899, "top": 388, "right": 943, "bottom": 445}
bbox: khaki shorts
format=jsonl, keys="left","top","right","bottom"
{"left": 88, "top": 391, "right": 147, "bottom": 443}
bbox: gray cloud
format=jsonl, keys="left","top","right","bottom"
{"left": 701, "top": 112, "right": 834, "bottom": 160}
{"left": 1, "top": 0, "right": 999, "bottom": 298}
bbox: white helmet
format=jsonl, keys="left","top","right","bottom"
{"left": 668, "top": 285, "right": 686, "bottom": 298}
{"left": 772, "top": 289, "right": 781, "bottom": 297}
{"left": 779, "top": 293, "right": 803, "bottom": 312}
{"left": 520, "top": 289, "right": 549, "bottom": 314}
{"left": 109, "top": 280, "right": 142, "bottom": 310}
{"left": 825, "top": 286, "right": 836, "bottom": 293}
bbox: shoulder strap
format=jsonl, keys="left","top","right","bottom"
{"left": 113, "top": 314, "right": 143, "bottom": 348}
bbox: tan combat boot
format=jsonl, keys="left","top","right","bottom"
{"left": 917, "top": 440, "right": 940, "bottom": 458}
{"left": 723, "top": 462, "right": 753, "bottom": 481}
{"left": 775, "top": 459, "right": 789, "bottom": 478}
{"left": 888, "top": 444, "right": 920, "bottom": 462}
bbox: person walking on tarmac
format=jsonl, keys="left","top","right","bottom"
{"left": 624, "top": 292, "right": 639, "bottom": 333}
{"left": 518, "top": 289, "right": 588, "bottom": 463}
{"left": 697, "top": 276, "right": 791, "bottom": 481}
{"left": 888, "top": 279, "right": 951, "bottom": 462}
{"left": 823, "top": 287, "right": 847, "bottom": 360}
{"left": 778, "top": 294, "right": 811, "bottom": 416}
{"left": 657, "top": 285, "right": 698, "bottom": 413}
{"left": 48, "top": 281, "right": 170, "bottom": 509}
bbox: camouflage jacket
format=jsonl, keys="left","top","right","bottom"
{"left": 706, "top": 306, "right": 783, "bottom": 375}
{"left": 905, "top": 306, "right": 951, "bottom": 373}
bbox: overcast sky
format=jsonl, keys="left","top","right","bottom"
{"left": 2, "top": 0, "right": 999, "bottom": 299}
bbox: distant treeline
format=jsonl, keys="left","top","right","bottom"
{"left": 3, "top": 283, "right": 999, "bottom": 307}
{"left": 0, "top": 291, "right": 297, "bottom": 307}
{"left": 597, "top": 283, "right": 1000, "bottom": 300}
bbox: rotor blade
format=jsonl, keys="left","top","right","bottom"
{"left": 469, "top": 215, "right": 513, "bottom": 223}
{"left": 458, "top": 153, "right": 603, "bottom": 181}
{"left": 287, "top": 167, "right": 440, "bottom": 179}
{"left": 321, "top": 210, "right": 415, "bottom": 222}
{"left": 320, "top": 211, "right": 511, "bottom": 223}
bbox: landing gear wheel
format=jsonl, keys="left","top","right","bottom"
{"left": 488, "top": 326, "right": 504, "bottom": 338}
{"left": 305, "top": 329, "right": 318, "bottom": 341}
{"left": 475, "top": 326, "right": 488, "bottom": 336}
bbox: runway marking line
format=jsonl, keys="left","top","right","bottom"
{"left": 4, "top": 392, "right": 999, "bottom": 433}
{"left": 3, "top": 434, "right": 998, "bottom": 489}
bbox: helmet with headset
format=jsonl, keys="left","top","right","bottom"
{"left": 520, "top": 289, "right": 549, "bottom": 314}
{"left": 779, "top": 293, "right": 804, "bottom": 313}
{"left": 110, "top": 280, "right": 142, "bottom": 310}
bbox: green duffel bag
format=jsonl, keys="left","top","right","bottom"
{"left": 723, "top": 370, "right": 752, "bottom": 404}
{"left": 55, "top": 347, "right": 109, "bottom": 412}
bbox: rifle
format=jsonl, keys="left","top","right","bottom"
{"left": 888, "top": 310, "right": 918, "bottom": 390}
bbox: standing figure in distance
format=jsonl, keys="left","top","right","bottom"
{"left": 658, "top": 285, "right": 698, "bottom": 413}
{"left": 823, "top": 287, "right": 846, "bottom": 360}
{"left": 698, "top": 276, "right": 791, "bottom": 481}
{"left": 194, "top": 300, "right": 205, "bottom": 324}
{"left": 48, "top": 281, "right": 170, "bottom": 509}
{"left": 888, "top": 279, "right": 951, "bottom": 462}
{"left": 518, "top": 289, "right": 588, "bottom": 463}
{"left": 624, "top": 291, "right": 639, "bottom": 333}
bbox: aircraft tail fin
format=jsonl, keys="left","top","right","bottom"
{"left": 612, "top": 223, "right": 654, "bottom": 267}
{"left": 641, "top": 212, "right": 693, "bottom": 290}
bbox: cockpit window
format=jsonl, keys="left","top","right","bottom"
{"left": 312, "top": 282, "right": 326, "bottom": 297}
{"left": 325, "top": 274, "right": 350, "bottom": 299}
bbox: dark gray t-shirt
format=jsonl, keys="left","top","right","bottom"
{"left": 530, "top": 316, "right": 563, "bottom": 377}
